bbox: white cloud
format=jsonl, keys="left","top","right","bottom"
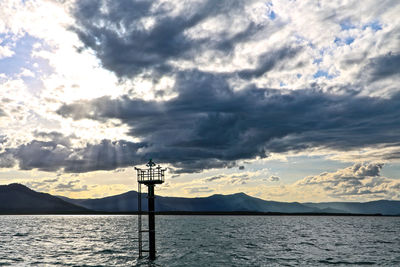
{"left": 294, "top": 163, "right": 400, "bottom": 200}
{"left": 0, "top": 45, "right": 14, "bottom": 59}
{"left": 19, "top": 68, "right": 35, "bottom": 78}
{"left": 0, "top": 0, "right": 399, "bottom": 199}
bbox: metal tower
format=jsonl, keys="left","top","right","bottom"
{"left": 135, "top": 159, "right": 166, "bottom": 260}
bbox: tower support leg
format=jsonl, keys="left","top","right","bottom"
{"left": 148, "top": 184, "right": 156, "bottom": 260}
{"left": 138, "top": 183, "right": 142, "bottom": 257}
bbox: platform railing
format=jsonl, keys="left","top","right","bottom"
{"left": 135, "top": 167, "right": 166, "bottom": 183}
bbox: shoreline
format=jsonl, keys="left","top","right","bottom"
{"left": 0, "top": 211, "right": 399, "bottom": 216}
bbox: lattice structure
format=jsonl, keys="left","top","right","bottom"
{"left": 135, "top": 159, "right": 166, "bottom": 260}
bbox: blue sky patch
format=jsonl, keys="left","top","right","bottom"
{"left": 0, "top": 34, "right": 52, "bottom": 78}
{"left": 340, "top": 20, "right": 356, "bottom": 31}
{"left": 0, "top": 34, "right": 39, "bottom": 76}
{"left": 363, "top": 21, "right": 382, "bottom": 32}
{"left": 313, "top": 58, "right": 323, "bottom": 64}
{"left": 268, "top": 10, "right": 276, "bottom": 20}
{"left": 334, "top": 37, "right": 355, "bottom": 46}
{"left": 266, "top": 1, "right": 276, "bottom": 20}
{"left": 313, "top": 70, "right": 334, "bottom": 79}
{"left": 345, "top": 37, "right": 355, "bottom": 45}
{"left": 0, "top": 33, "right": 15, "bottom": 47}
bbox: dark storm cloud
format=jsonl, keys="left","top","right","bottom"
{"left": 33, "top": 131, "right": 73, "bottom": 147}
{"left": 363, "top": 53, "right": 400, "bottom": 82}
{"left": 0, "top": 152, "right": 15, "bottom": 168}
{"left": 55, "top": 70, "right": 400, "bottom": 173}
{"left": 238, "top": 47, "right": 301, "bottom": 80}
{"left": 11, "top": 140, "right": 72, "bottom": 172}
{"left": 0, "top": 134, "right": 14, "bottom": 168}
{"left": 63, "top": 139, "right": 145, "bottom": 173}
{"left": 3, "top": 0, "right": 397, "bottom": 175}
{"left": 71, "top": 0, "right": 260, "bottom": 77}
{"left": 171, "top": 159, "right": 237, "bottom": 174}
{"left": 1, "top": 138, "right": 147, "bottom": 173}
{"left": 7, "top": 70, "right": 399, "bottom": 175}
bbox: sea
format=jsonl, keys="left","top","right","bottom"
{"left": 0, "top": 215, "right": 399, "bottom": 266}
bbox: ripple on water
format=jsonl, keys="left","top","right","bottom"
{"left": 13, "top": 232, "right": 28, "bottom": 237}
{"left": 0, "top": 215, "right": 399, "bottom": 266}
{"left": 319, "top": 259, "right": 376, "bottom": 265}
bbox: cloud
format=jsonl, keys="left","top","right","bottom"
{"left": 0, "top": 152, "right": 15, "bottom": 168}
{"left": 71, "top": 0, "right": 260, "bottom": 78}
{"left": 295, "top": 163, "right": 400, "bottom": 199}
{"left": 1, "top": 0, "right": 400, "bottom": 178}
{"left": 269, "top": 175, "right": 280, "bottom": 182}
{"left": 0, "top": 45, "right": 14, "bottom": 59}
{"left": 362, "top": 53, "right": 400, "bottom": 82}
{"left": 18, "top": 68, "right": 35, "bottom": 78}
{"left": 54, "top": 180, "right": 88, "bottom": 192}
{"left": 9, "top": 140, "right": 73, "bottom": 172}
{"left": 204, "top": 175, "right": 224, "bottom": 182}
{"left": 203, "top": 172, "right": 254, "bottom": 185}
{"left": 351, "top": 163, "right": 383, "bottom": 177}
{"left": 237, "top": 47, "right": 301, "bottom": 80}
{"left": 0, "top": 107, "right": 6, "bottom": 117}
{"left": 68, "top": 0, "right": 400, "bottom": 94}
{"left": 186, "top": 186, "right": 213, "bottom": 194}
{"left": 33, "top": 131, "right": 74, "bottom": 147}
{"left": 229, "top": 174, "right": 249, "bottom": 185}
{"left": 1, "top": 136, "right": 146, "bottom": 173}
{"left": 57, "top": 70, "right": 400, "bottom": 173}
{"left": 0, "top": 135, "right": 8, "bottom": 145}
{"left": 24, "top": 177, "right": 59, "bottom": 192}
{"left": 43, "top": 178, "right": 58, "bottom": 183}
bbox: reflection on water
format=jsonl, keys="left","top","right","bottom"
{"left": 0, "top": 215, "right": 399, "bottom": 266}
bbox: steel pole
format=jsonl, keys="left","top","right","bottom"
{"left": 148, "top": 184, "right": 156, "bottom": 260}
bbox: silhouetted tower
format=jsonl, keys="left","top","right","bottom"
{"left": 135, "top": 159, "right": 166, "bottom": 260}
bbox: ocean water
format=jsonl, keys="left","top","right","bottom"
{"left": 0, "top": 215, "right": 399, "bottom": 266}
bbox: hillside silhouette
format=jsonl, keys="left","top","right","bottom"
{"left": 0, "top": 183, "right": 88, "bottom": 214}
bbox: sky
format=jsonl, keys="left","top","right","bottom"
{"left": 0, "top": 0, "right": 400, "bottom": 202}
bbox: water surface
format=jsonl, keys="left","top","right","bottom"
{"left": 1, "top": 215, "right": 399, "bottom": 266}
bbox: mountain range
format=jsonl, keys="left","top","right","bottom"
{"left": 0, "top": 183, "right": 88, "bottom": 214}
{"left": 1, "top": 183, "right": 400, "bottom": 215}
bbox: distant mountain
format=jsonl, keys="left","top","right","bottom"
{"left": 2, "top": 184, "right": 400, "bottom": 215}
{"left": 0, "top": 183, "right": 89, "bottom": 214}
{"left": 61, "top": 190, "right": 400, "bottom": 215}
{"left": 60, "top": 191, "right": 320, "bottom": 213}
{"left": 303, "top": 200, "right": 400, "bottom": 215}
